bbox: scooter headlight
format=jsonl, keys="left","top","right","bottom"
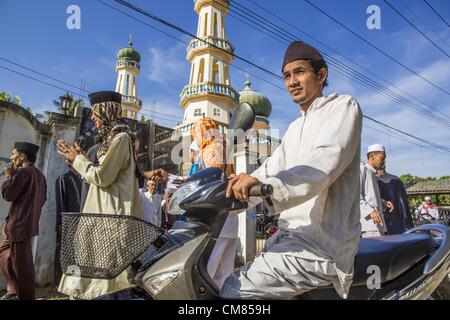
{"left": 168, "top": 180, "right": 201, "bottom": 215}
{"left": 145, "top": 271, "right": 181, "bottom": 295}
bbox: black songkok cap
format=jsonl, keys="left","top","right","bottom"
{"left": 14, "top": 142, "right": 39, "bottom": 155}
{"left": 282, "top": 41, "right": 326, "bottom": 72}
{"left": 88, "top": 91, "right": 122, "bottom": 106}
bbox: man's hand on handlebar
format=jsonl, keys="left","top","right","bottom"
{"left": 226, "top": 173, "right": 261, "bottom": 202}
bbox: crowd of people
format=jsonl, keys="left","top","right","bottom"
{"left": 0, "top": 40, "right": 444, "bottom": 300}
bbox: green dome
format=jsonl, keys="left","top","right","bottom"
{"left": 117, "top": 37, "right": 141, "bottom": 63}
{"left": 239, "top": 80, "right": 272, "bottom": 118}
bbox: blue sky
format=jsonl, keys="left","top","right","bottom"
{"left": 1, "top": 0, "right": 449, "bottom": 177}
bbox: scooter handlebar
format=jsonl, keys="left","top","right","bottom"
{"left": 249, "top": 184, "right": 273, "bottom": 197}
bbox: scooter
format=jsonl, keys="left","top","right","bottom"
{"left": 60, "top": 103, "right": 450, "bottom": 300}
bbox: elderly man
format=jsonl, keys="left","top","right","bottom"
{"left": 222, "top": 41, "right": 363, "bottom": 299}
{"left": 139, "top": 180, "right": 163, "bottom": 227}
{"left": 0, "top": 142, "right": 47, "bottom": 300}
{"left": 360, "top": 144, "right": 394, "bottom": 237}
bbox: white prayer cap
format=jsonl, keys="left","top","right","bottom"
{"left": 424, "top": 196, "right": 431, "bottom": 201}
{"left": 367, "top": 144, "right": 385, "bottom": 154}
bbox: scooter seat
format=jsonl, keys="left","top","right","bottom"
{"left": 352, "top": 233, "right": 437, "bottom": 286}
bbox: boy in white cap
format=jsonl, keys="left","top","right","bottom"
{"left": 360, "top": 144, "right": 394, "bottom": 237}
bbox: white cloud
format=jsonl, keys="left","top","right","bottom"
{"left": 145, "top": 43, "right": 189, "bottom": 90}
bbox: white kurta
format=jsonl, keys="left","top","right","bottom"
{"left": 360, "top": 163, "right": 387, "bottom": 233}
{"left": 207, "top": 215, "right": 238, "bottom": 289}
{"left": 139, "top": 189, "right": 163, "bottom": 227}
{"left": 250, "top": 93, "right": 362, "bottom": 298}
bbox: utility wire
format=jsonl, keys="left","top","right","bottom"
{"left": 3, "top": 1, "right": 448, "bottom": 154}
{"left": 383, "top": 0, "right": 449, "bottom": 57}
{"left": 398, "top": 0, "right": 450, "bottom": 49}
{"left": 303, "top": 0, "right": 450, "bottom": 96}
{"left": 221, "top": 0, "right": 450, "bottom": 128}
{"left": 243, "top": 0, "right": 450, "bottom": 120}
{"left": 423, "top": 0, "right": 450, "bottom": 28}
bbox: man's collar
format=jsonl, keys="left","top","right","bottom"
{"left": 301, "top": 92, "right": 338, "bottom": 115}
{"left": 366, "top": 164, "right": 377, "bottom": 173}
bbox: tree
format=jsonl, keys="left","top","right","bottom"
{"left": 401, "top": 174, "right": 450, "bottom": 208}
{"left": 0, "top": 90, "right": 22, "bottom": 105}
{"left": 52, "top": 98, "right": 85, "bottom": 116}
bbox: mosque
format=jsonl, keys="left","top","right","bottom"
{"left": 112, "top": 0, "right": 276, "bottom": 175}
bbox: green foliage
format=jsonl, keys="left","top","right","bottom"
{"left": 401, "top": 174, "right": 450, "bottom": 207}
{"left": 0, "top": 91, "right": 22, "bottom": 105}
{"left": 53, "top": 97, "right": 84, "bottom": 116}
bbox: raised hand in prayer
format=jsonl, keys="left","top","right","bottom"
{"left": 143, "top": 168, "right": 168, "bottom": 183}
{"left": 73, "top": 142, "right": 87, "bottom": 158}
{"left": 3, "top": 163, "right": 15, "bottom": 179}
{"left": 57, "top": 140, "right": 80, "bottom": 164}
{"left": 386, "top": 201, "right": 394, "bottom": 213}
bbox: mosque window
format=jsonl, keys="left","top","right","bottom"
{"left": 194, "top": 109, "right": 202, "bottom": 116}
{"left": 214, "top": 108, "right": 221, "bottom": 116}
{"left": 203, "top": 13, "right": 208, "bottom": 37}
{"left": 198, "top": 59, "right": 205, "bottom": 83}
{"left": 214, "top": 12, "right": 218, "bottom": 38}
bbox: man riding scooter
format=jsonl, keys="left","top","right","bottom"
{"left": 221, "top": 41, "right": 363, "bottom": 299}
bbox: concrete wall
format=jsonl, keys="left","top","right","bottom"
{"left": 0, "top": 101, "right": 80, "bottom": 290}
{"left": 34, "top": 113, "right": 81, "bottom": 286}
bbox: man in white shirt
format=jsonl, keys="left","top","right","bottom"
{"left": 221, "top": 41, "right": 363, "bottom": 299}
{"left": 139, "top": 180, "right": 163, "bottom": 227}
{"left": 360, "top": 144, "right": 394, "bottom": 237}
{"left": 417, "top": 196, "right": 440, "bottom": 221}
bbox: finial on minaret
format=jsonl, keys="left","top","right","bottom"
{"left": 129, "top": 34, "right": 133, "bottom": 47}
{"left": 244, "top": 73, "right": 251, "bottom": 88}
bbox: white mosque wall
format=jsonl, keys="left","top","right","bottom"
{"left": 0, "top": 101, "right": 81, "bottom": 290}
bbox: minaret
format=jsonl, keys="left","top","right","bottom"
{"left": 177, "top": 0, "right": 239, "bottom": 136}
{"left": 115, "top": 35, "right": 142, "bottom": 120}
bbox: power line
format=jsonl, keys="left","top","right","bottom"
{"left": 0, "top": 64, "right": 87, "bottom": 99}
{"left": 105, "top": 0, "right": 450, "bottom": 129}
{"left": 303, "top": 0, "right": 450, "bottom": 96}
{"left": 398, "top": 0, "right": 450, "bottom": 50}
{"left": 3, "top": 2, "right": 448, "bottom": 155}
{"left": 0, "top": 60, "right": 184, "bottom": 122}
{"left": 222, "top": 0, "right": 450, "bottom": 128}
{"left": 0, "top": 56, "right": 90, "bottom": 93}
{"left": 364, "top": 115, "right": 450, "bottom": 153}
{"left": 103, "top": 0, "right": 450, "bottom": 153}
{"left": 243, "top": 0, "right": 450, "bottom": 121}
{"left": 95, "top": 0, "right": 286, "bottom": 93}
{"left": 423, "top": 0, "right": 450, "bottom": 28}
{"left": 109, "top": 0, "right": 281, "bottom": 80}
{"left": 383, "top": 0, "right": 449, "bottom": 57}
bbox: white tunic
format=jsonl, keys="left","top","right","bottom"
{"left": 360, "top": 163, "right": 387, "bottom": 233}
{"left": 139, "top": 189, "right": 163, "bottom": 227}
{"left": 251, "top": 93, "right": 362, "bottom": 298}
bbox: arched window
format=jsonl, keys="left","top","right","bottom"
{"left": 214, "top": 12, "right": 218, "bottom": 38}
{"left": 190, "top": 63, "right": 196, "bottom": 84}
{"left": 203, "top": 13, "right": 208, "bottom": 37}
{"left": 125, "top": 74, "right": 130, "bottom": 96}
{"left": 198, "top": 59, "right": 205, "bottom": 83}
{"left": 212, "top": 59, "right": 219, "bottom": 83}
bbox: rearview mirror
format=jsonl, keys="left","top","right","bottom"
{"left": 229, "top": 102, "right": 255, "bottom": 132}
